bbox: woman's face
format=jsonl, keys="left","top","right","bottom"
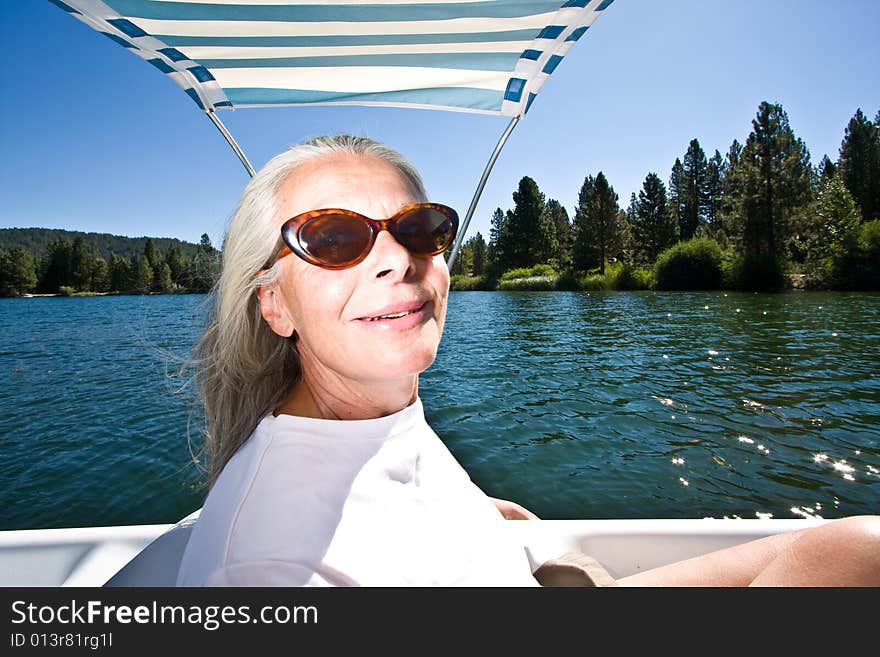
{"left": 260, "top": 152, "right": 450, "bottom": 386}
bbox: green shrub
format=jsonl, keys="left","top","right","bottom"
{"left": 555, "top": 271, "right": 581, "bottom": 291}
{"left": 602, "top": 261, "right": 624, "bottom": 288}
{"left": 655, "top": 238, "right": 724, "bottom": 290}
{"left": 499, "top": 264, "right": 558, "bottom": 282}
{"left": 727, "top": 251, "right": 788, "bottom": 291}
{"left": 860, "top": 219, "right": 880, "bottom": 251}
{"left": 857, "top": 220, "right": 880, "bottom": 290}
{"left": 578, "top": 273, "right": 607, "bottom": 291}
{"left": 497, "top": 276, "right": 557, "bottom": 291}
{"left": 827, "top": 220, "right": 880, "bottom": 290}
{"left": 631, "top": 267, "right": 656, "bottom": 290}
{"left": 450, "top": 275, "right": 489, "bottom": 291}
{"left": 499, "top": 267, "right": 532, "bottom": 281}
{"left": 58, "top": 285, "right": 75, "bottom": 296}
{"left": 795, "top": 223, "right": 877, "bottom": 290}
{"left": 605, "top": 261, "right": 654, "bottom": 290}
{"left": 531, "top": 263, "right": 557, "bottom": 278}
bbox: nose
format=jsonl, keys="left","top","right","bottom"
{"left": 368, "top": 228, "right": 416, "bottom": 280}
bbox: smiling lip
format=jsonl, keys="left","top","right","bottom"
{"left": 356, "top": 300, "right": 430, "bottom": 329}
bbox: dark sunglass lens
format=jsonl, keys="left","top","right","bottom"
{"left": 299, "top": 214, "right": 372, "bottom": 265}
{"left": 395, "top": 208, "right": 456, "bottom": 255}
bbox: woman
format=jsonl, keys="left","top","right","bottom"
{"left": 177, "top": 135, "right": 879, "bottom": 587}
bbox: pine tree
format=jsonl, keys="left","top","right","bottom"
{"left": 144, "top": 238, "right": 160, "bottom": 270}
{"left": 453, "top": 233, "right": 489, "bottom": 276}
{"left": 507, "top": 176, "right": 546, "bottom": 269}
{"left": 487, "top": 207, "right": 511, "bottom": 277}
{"left": 705, "top": 150, "right": 726, "bottom": 234}
{"left": 14, "top": 247, "right": 37, "bottom": 295}
{"left": 544, "top": 199, "right": 571, "bottom": 271}
{"left": 838, "top": 108, "right": 880, "bottom": 223}
{"left": 39, "top": 238, "right": 72, "bottom": 293}
{"left": 157, "top": 262, "right": 175, "bottom": 294}
{"left": 187, "top": 237, "right": 220, "bottom": 292}
{"left": 471, "top": 232, "right": 487, "bottom": 276}
{"left": 165, "top": 245, "right": 185, "bottom": 284}
{"left": 0, "top": 248, "right": 11, "bottom": 296}
{"left": 623, "top": 193, "right": 638, "bottom": 263}
{"left": 818, "top": 155, "right": 837, "bottom": 187}
{"left": 449, "top": 245, "right": 467, "bottom": 275}
{"left": 535, "top": 203, "right": 559, "bottom": 267}
{"left": 680, "top": 138, "right": 709, "bottom": 239}
{"left": 199, "top": 233, "right": 215, "bottom": 254}
{"left": 727, "top": 139, "right": 743, "bottom": 169}
{"left": 134, "top": 255, "right": 154, "bottom": 294}
{"left": 90, "top": 253, "right": 110, "bottom": 292}
{"left": 723, "top": 102, "right": 813, "bottom": 281}
{"left": 0, "top": 248, "right": 13, "bottom": 297}
{"left": 613, "top": 209, "right": 629, "bottom": 263}
{"left": 572, "top": 173, "right": 620, "bottom": 274}
{"left": 0, "top": 247, "right": 37, "bottom": 296}
{"left": 450, "top": 234, "right": 477, "bottom": 276}
{"left": 594, "top": 174, "right": 621, "bottom": 273}
{"left": 721, "top": 140, "right": 744, "bottom": 239}
{"left": 572, "top": 175, "right": 598, "bottom": 271}
{"left": 70, "top": 235, "right": 91, "bottom": 291}
{"left": 809, "top": 174, "right": 861, "bottom": 262}
{"left": 109, "top": 255, "right": 132, "bottom": 293}
{"left": 668, "top": 158, "right": 686, "bottom": 240}
{"left": 632, "top": 172, "right": 677, "bottom": 265}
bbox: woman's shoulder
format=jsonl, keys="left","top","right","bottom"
{"left": 214, "top": 414, "right": 338, "bottom": 501}
{"left": 179, "top": 416, "right": 357, "bottom": 584}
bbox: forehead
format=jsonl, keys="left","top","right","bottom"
{"left": 276, "top": 153, "right": 419, "bottom": 218}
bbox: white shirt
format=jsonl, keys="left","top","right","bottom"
{"left": 177, "top": 398, "right": 540, "bottom": 586}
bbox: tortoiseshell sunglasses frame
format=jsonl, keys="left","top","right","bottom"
{"left": 274, "top": 202, "right": 459, "bottom": 270}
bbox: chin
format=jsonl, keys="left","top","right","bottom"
{"left": 365, "top": 348, "right": 438, "bottom": 380}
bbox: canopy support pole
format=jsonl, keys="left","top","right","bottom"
{"left": 206, "top": 109, "right": 256, "bottom": 178}
{"left": 205, "top": 107, "right": 518, "bottom": 251}
{"left": 447, "top": 115, "right": 520, "bottom": 272}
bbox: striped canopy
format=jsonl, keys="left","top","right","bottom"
{"left": 51, "top": 0, "right": 614, "bottom": 116}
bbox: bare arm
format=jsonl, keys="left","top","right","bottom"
{"left": 489, "top": 497, "right": 540, "bottom": 520}
{"left": 617, "top": 516, "right": 880, "bottom": 587}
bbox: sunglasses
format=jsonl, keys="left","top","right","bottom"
{"left": 274, "top": 202, "right": 459, "bottom": 270}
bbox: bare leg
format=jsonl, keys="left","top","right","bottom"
{"left": 617, "top": 516, "right": 880, "bottom": 587}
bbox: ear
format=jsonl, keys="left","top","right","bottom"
{"left": 256, "top": 284, "right": 296, "bottom": 338}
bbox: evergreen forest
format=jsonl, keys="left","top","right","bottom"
{"left": 450, "top": 103, "right": 880, "bottom": 292}
{"left": 0, "top": 229, "right": 219, "bottom": 297}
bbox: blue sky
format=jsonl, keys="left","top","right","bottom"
{"left": 1, "top": 0, "right": 879, "bottom": 247}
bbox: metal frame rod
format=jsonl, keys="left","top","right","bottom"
{"left": 206, "top": 109, "right": 256, "bottom": 178}
{"left": 205, "top": 106, "right": 517, "bottom": 259}
{"left": 447, "top": 115, "right": 520, "bottom": 272}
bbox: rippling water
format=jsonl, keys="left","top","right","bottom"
{"left": 1, "top": 291, "right": 878, "bottom": 529}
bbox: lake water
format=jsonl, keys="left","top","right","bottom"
{"left": 1, "top": 291, "right": 878, "bottom": 530}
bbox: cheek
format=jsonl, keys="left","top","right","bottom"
{"left": 283, "top": 267, "right": 353, "bottom": 336}
{"left": 429, "top": 257, "right": 451, "bottom": 324}
{"left": 433, "top": 254, "right": 451, "bottom": 288}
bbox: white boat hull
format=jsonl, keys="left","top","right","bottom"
{"left": 0, "top": 514, "right": 826, "bottom": 587}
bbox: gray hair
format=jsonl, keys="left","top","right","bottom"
{"left": 192, "top": 135, "right": 427, "bottom": 486}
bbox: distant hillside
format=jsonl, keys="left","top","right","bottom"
{"left": 0, "top": 227, "right": 204, "bottom": 261}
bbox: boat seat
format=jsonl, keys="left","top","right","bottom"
{"left": 103, "top": 509, "right": 201, "bottom": 587}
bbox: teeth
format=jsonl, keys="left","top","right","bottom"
{"left": 365, "top": 310, "right": 411, "bottom": 321}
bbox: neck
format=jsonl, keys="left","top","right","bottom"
{"left": 276, "top": 365, "right": 418, "bottom": 421}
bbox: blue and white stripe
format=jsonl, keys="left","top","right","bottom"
{"left": 51, "top": 0, "right": 614, "bottom": 116}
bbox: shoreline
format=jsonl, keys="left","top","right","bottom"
{"left": 14, "top": 291, "right": 204, "bottom": 299}
{"left": 7, "top": 288, "right": 877, "bottom": 300}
